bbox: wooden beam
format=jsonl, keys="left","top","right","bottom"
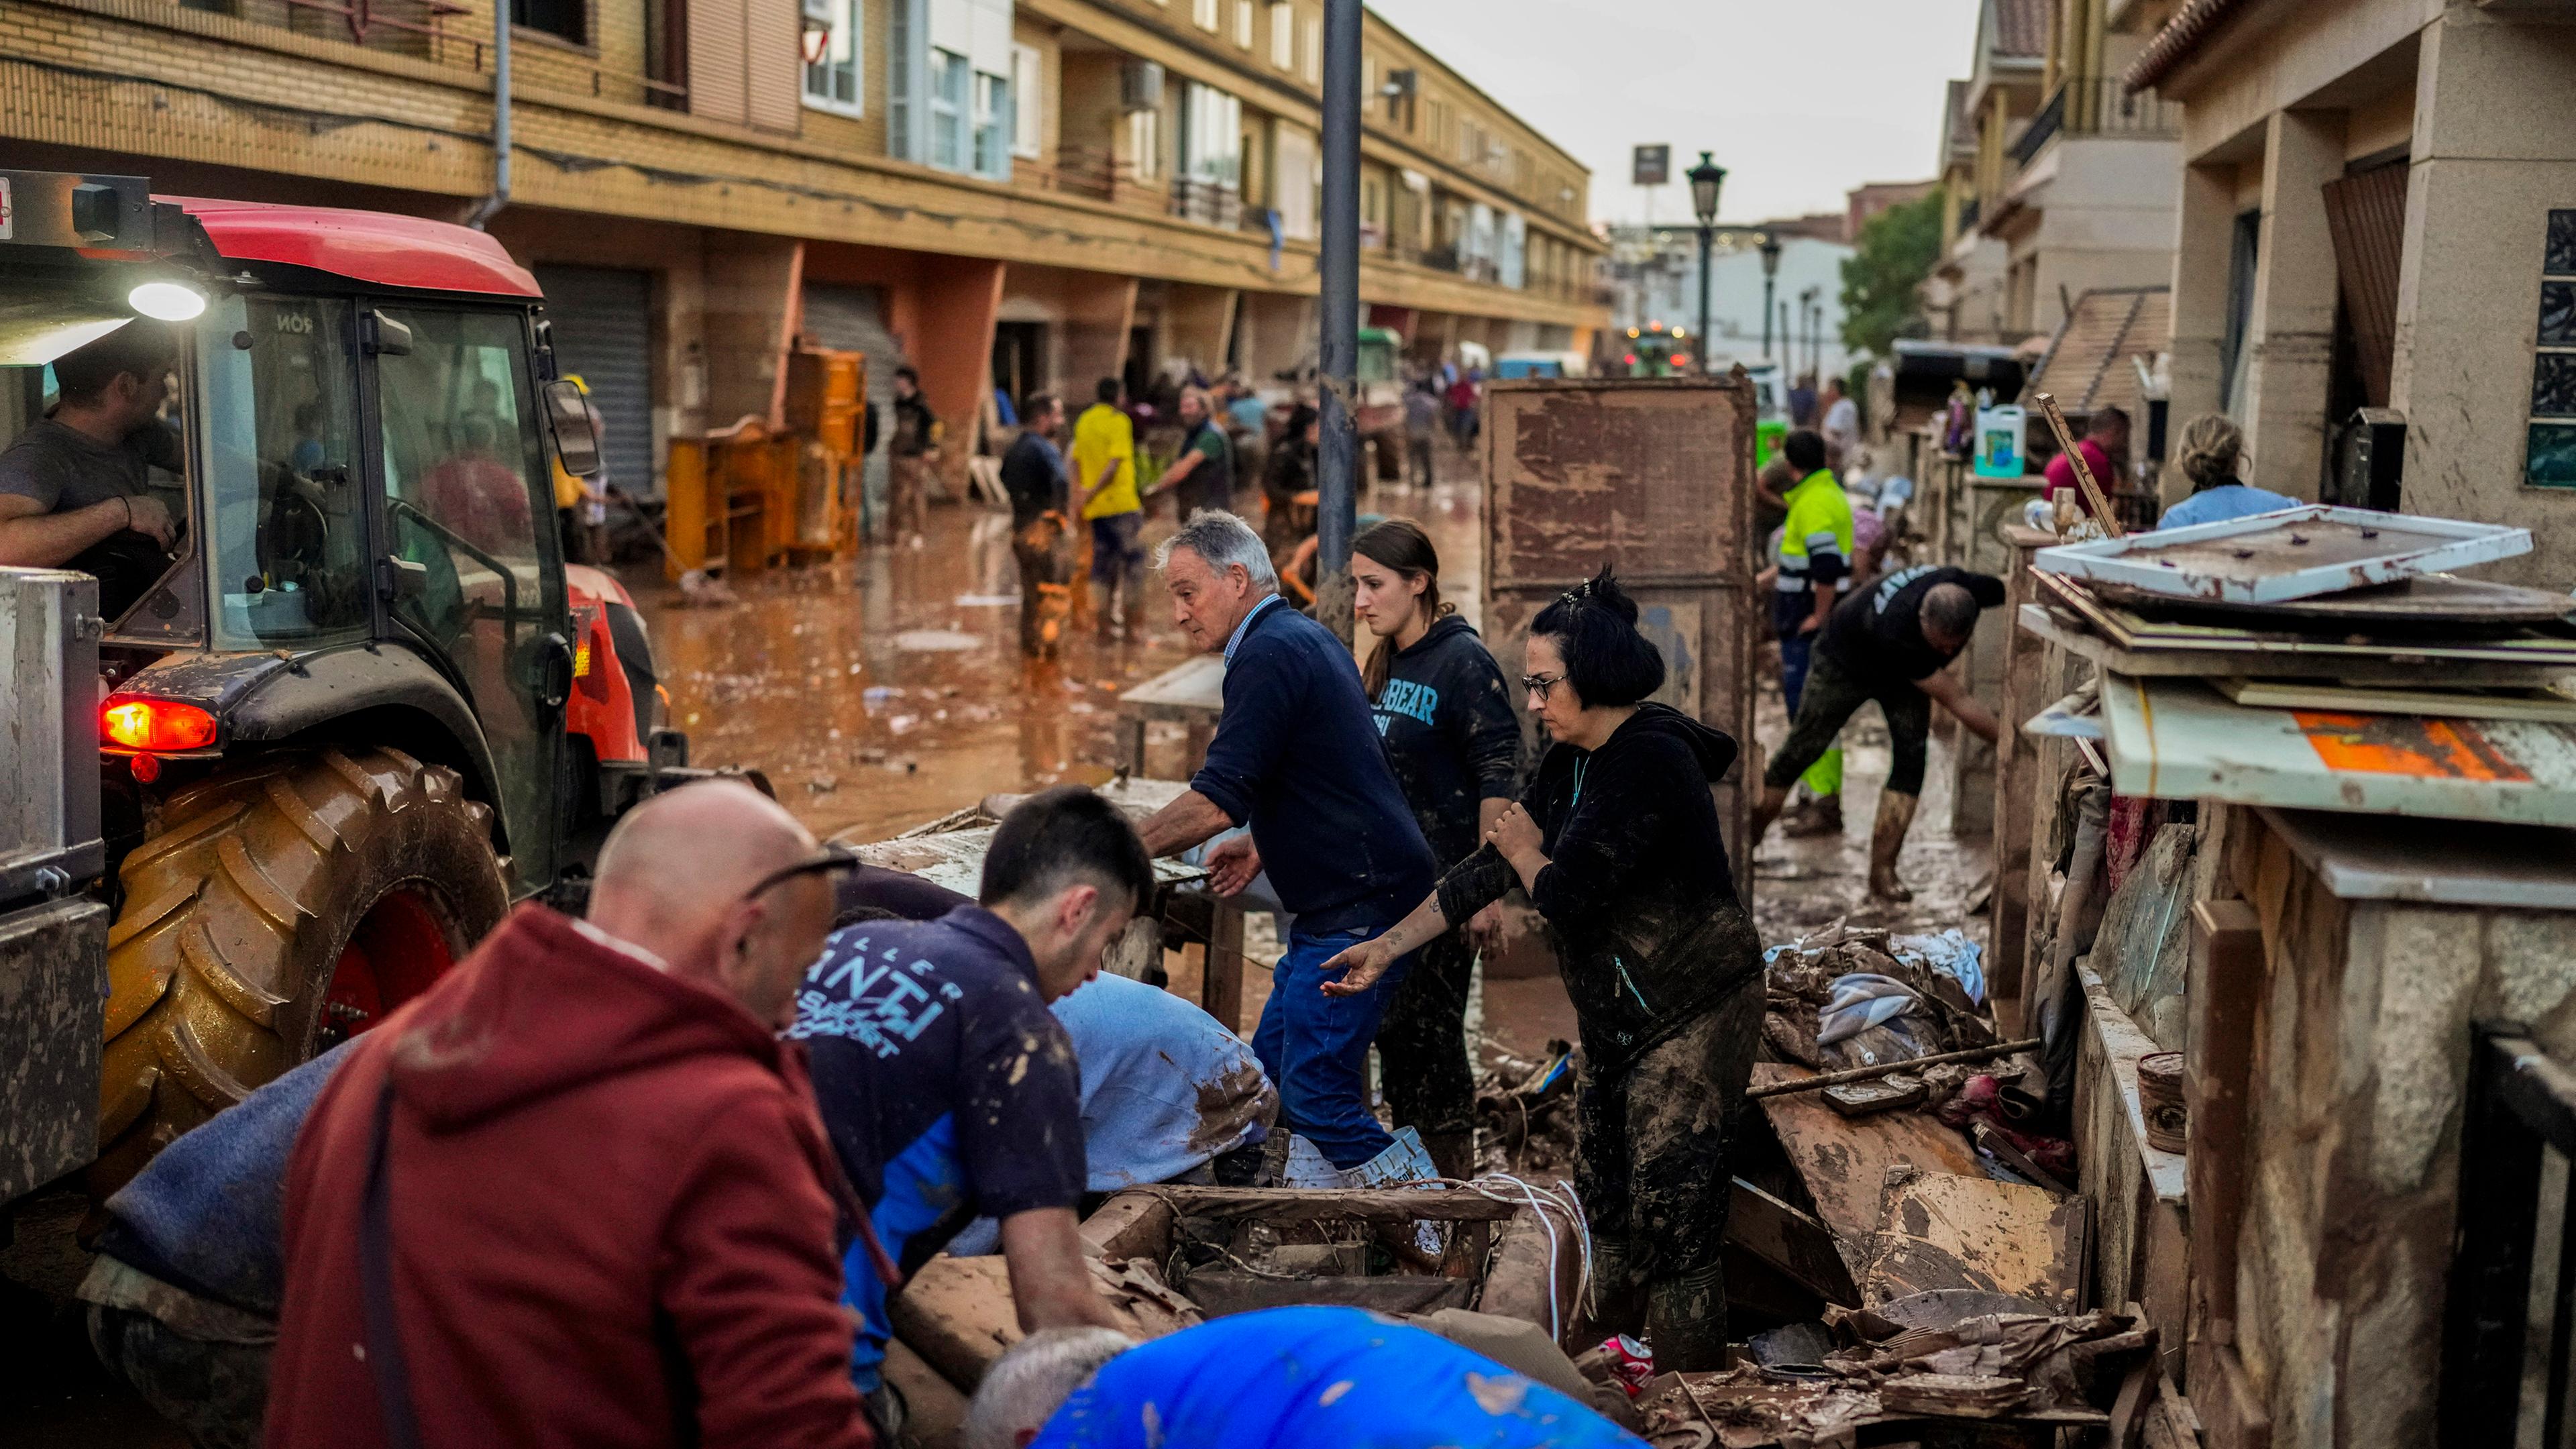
{"left": 2187, "top": 898, "right": 2263, "bottom": 1325}
{"left": 1138, "top": 1185, "right": 1520, "bottom": 1224}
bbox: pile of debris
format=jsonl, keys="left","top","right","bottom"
{"left": 1760, "top": 920, "right": 1994, "bottom": 1078}
{"left": 2022, "top": 504, "right": 2576, "bottom": 813}
{"left": 1474, "top": 1038, "right": 1578, "bottom": 1177}
{"left": 1633, "top": 1294, "right": 2187, "bottom": 1448}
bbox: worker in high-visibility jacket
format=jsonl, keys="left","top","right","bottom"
{"left": 1770, "top": 429, "right": 1853, "bottom": 837}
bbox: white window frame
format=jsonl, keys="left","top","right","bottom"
{"left": 1301, "top": 15, "right": 1320, "bottom": 84}
{"left": 1192, "top": 0, "right": 1217, "bottom": 29}
{"left": 1234, "top": 0, "right": 1252, "bottom": 48}
{"left": 1010, "top": 43, "right": 1043, "bottom": 159}
{"left": 801, "top": 0, "right": 864, "bottom": 115}
{"left": 1269, "top": 1, "right": 1292, "bottom": 69}
{"left": 929, "top": 48, "right": 968, "bottom": 170}
{"left": 972, "top": 68, "right": 1010, "bottom": 178}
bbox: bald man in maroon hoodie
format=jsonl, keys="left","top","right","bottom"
{"left": 267, "top": 782, "right": 881, "bottom": 1449}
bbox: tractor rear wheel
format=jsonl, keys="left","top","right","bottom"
{"left": 89, "top": 746, "right": 508, "bottom": 1197}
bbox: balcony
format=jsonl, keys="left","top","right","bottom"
{"left": 2010, "top": 77, "right": 2182, "bottom": 168}
{"left": 1958, "top": 196, "right": 1982, "bottom": 232}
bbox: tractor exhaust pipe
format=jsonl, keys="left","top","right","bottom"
{"left": 467, "top": 5, "right": 512, "bottom": 230}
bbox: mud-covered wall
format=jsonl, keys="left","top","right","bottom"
{"left": 2214, "top": 806, "right": 2576, "bottom": 1447}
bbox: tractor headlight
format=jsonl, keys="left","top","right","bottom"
{"left": 127, "top": 280, "right": 207, "bottom": 323}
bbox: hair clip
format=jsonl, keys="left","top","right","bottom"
{"left": 1558, "top": 578, "right": 1596, "bottom": 607}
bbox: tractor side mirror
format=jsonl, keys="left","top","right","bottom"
{"left": 376, "top": 555, "right": 429, "bottom": 602}
{"left": 542, "top": 378, "right": 604, "bottom": 479}
{"left": 362, "top": 311, "right": 413, "bottom": 357}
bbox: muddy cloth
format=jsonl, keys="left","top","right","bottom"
{"left": 792, "top": 906, "right": 1087, "bottom": 1395}
{"left": 1031, "top": 1305, "right": 1646, "bottom": 1449}
{"left": 1434, "top": 703, "right": 1760, "bottom": 1073}
{"left": 1194, "top": 594, "right": 1438, "bottom": 936}
{"left": 89, "top": 1304, "right": 270, "bottom": 1449}
{"left": 1763, "top": 641, "right": 1936, "bottom": 796}
{"left": 89, "top": 1040, "right": 352, "bottom": 1324}
{"left": 268, "top": 905, "right": 872, "bottom": 1449}
{"left": 1580, "top": 979, "right": 1763, "bottom": 1360}
{"left": 942, "top": 973, "right": 1276, "bottom": 1256}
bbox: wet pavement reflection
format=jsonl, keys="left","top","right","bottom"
{"left": 629, "top": 469, "right": 1491, "bottom": 846}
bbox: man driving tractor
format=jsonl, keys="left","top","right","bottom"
{"left": 0, "top": 321, "right": 182, "bottom": 614}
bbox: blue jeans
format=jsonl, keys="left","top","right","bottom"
{"left": 1255, "top": 928, "right": 1414, "bottom": 1170}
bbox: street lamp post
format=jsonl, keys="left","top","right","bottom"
{"left": 1685, "top": 152, "right": 1725, "bottom": 376}
{"left": 1800, "top": 286, "right": 1821, "bottom": 382}
{"left": 1757, "top": 232, "right": 1782, "bottom": 361}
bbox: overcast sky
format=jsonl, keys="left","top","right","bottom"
{"left": 1366, "top": 0, "right": 1982, "bottom": 227}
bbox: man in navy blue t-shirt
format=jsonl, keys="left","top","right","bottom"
{"left": 792, "top": 786, "right": 1150, "bottom": 1402}
{"left": 1132, "top": 511, "right": 1438, "bottom": 1178}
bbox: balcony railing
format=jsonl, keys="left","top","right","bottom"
{"left": 1170, "top": 177, "right": 1242, "bottom": 230}
{"left": 2010, "top": 77, "right": 2183, "bottom": 167}
{"left": 225, "top": 0, "right": 476, "bottom": 67}
{"left": 1958, "top": 195, "right": 1982, "bottom": 232}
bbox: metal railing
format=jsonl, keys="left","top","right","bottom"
{"left": 228, "top": 0, "right": 474, "bottom": 66}
{"left": 1169, "top": 177, "right": 1242, "bottom": 229}
{"left": 2011, "top": 78, "right": 2184, "bottom": 166}
{"left": 2442, "top": 1028, "right": 2576, "bottom": 1448}
{"left": 1958, "top": 196, "right": 1981, "bottom": 232}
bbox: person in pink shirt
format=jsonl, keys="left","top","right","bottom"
{"left": 2041, "top": 406, "right": 2129, "bottom": 517}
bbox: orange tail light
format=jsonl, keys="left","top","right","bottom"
{"left": 102, "top": 698, "right": 218, "bottom": 753}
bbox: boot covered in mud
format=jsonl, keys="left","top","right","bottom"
{"left": 1868, "top": 790, "right": 1919, "bottom": 902}
{"left": 1778, "top": 793, "right": 1844, "bottom": 839}
{"left": 1587, "top": 1234, "right": 1648, "bottom": 1341}
{"left": 1644, "top": 1260, "right": 1730, "bottom": 1372}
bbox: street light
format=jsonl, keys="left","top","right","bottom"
{"left": 1685, "top": 151, "right": 1725, "bottom": 375}
{"left": 1757, "top": 232, "right": 1782, "bottom": 361}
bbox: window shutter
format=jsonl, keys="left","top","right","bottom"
{"left": 689, "top": 0, "right": 750, "bottom": 123}
{"left": 747, "top": 0, "right": 802, "bottom": 130}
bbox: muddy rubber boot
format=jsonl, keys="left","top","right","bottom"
{"left": 1421, "top": 1128, "right": 1477, "bottom": 1181}
{"left": 1588, "top": 1236, "right": 1648, "bottom": 1340}
{"left": 1645, "top": 1262, "right": 1730, "bottom": 1372}
{"left": 1868, "top": 790, "right": 1919, "bottom": 902}
{"left": 1780, "top": 794, "right": 1844, "bottom": 839}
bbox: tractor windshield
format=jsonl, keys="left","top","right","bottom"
{"left": 201, "top": 293, "right": 372, "bottom": 649}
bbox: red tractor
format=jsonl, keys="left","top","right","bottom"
{"left": 0, "top": 170, "right": 714, "bottom": 1197}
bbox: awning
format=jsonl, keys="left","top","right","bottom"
{"left": 2100, "top": 674, "right": 2576, "bottom": 827}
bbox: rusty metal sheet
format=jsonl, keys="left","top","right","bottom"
{"left": 1748, "top": 1062, "right": 1986, "bottom": 1282}
{"left": 0, "top": 896, "right": 105, "bottom": 1203}
{"left": 1861, "top": 1164, "right": 2087, "bottom": 1313}
{"left": 1481, "top": 378, "right": 1759, "bottom": 869}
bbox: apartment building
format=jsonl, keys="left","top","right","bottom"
{"left": 1924, "top": 0, "right": 2180, "bottom": 350}
{"left": 0, "top": 0, "right": 1601, "bottom": 495}
{"left": 2132, "top": 0, "right": 2576, "bottom": 588}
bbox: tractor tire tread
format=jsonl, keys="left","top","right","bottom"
{"left": 91, "top": 745, "right": 507, "bottom": 1199}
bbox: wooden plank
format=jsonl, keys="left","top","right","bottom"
{"left": 2191, "top": 1337, "right": 2271, "bottom": 1449}
{"left": 1140, "top": 1185, "right": 1521, "bottom": 1223}
{"left": 1861, "top": 1165, "right": 2088, "bottom": 1313}
{"left": 891, "top": 1253, "right": 1203, "bottom": 1391}
{"left": 1204, "top": 898, "right": 1246, "bottom": 1034}
{"left": 2078, "top": 962, "right": 2188, "bottom": 1205}
{"left": 2188, "top": 899, "right": 2263, "bottom": 1328}
{"left": 880, "top": 1338, "right": 971, "bottom": 1444}
{"left": 1727, "top": 1177, "right": 1862, "bottom": 1306}
{"left": 1081, "top": 1190, "right": 1176, "bottom": 1260}
{"left": 1990, "top": 532, "right": 2057, "bottom": 1030}
{"left": 2214, "top": 676, "right": 2576, "bottom": 724}
{"left": 1749, "top": 1062, "right": 1986, "bottom": 1280}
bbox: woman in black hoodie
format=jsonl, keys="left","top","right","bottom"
{"left": 1323, "top": 567, "right": 1762, "bottom": 1369}
{"left": 1350, "top": 519, "right": 1521, "bottom": 1180}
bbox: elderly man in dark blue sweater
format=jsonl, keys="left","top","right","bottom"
{"left": 1135, "top": 510, "right": 1438, "bottom": 1179}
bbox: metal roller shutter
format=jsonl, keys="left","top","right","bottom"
{"left": 533, "top": 265, "right": 658, "bottom": 498}
{"left": 800, "top": 283, "right": 904, "bottom": 519}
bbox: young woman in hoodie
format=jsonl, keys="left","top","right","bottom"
{"left": 1350, "top": 519, "right": 1521, "bottom": 1180}
{"left": 1321, "top": 568, "right": 1763, "bottom": 1370}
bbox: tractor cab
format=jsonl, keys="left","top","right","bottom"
{"left": 0, "top": 169, "right": 684, "bottom": 1195}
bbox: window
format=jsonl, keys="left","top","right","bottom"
{"left": 930, "top": 49, "right": 967, "bottom": 170}
{"left": 973, "top": 69, "right": 1010, "bottom": 176}
{"left": 511, "top": 0, "right": 585, "bottom": 46}
{"left": 1010, "top": 44, "right": 1042, "bottom": 158}
{"left": 1269, "top": 1, "right": 1291, "bottom": 68}
{"left": 203, "top": 295, "right": 368, "bottom": 647}
{"left": 1234, "top": 0, "right": 1252, "bottom": 47}
{"left": 802, "top": 0, "right": 863, "bottom": 114}
{"left": 1192, "top": 0, "right": 1216, "bottom": 29}
{"left": 1128, "top": 107, "right": 1161, "bottom": 181}
{"left": 1181, "top": 82, "right": 1242, "bottom": 188}
{"left": 2219, "top": 209, "right": 2259, "bottom": 413}
{"left": 1301, "top": 15, "right": 1320, "bottom": 83}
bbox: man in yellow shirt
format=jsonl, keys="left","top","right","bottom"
{"left": 1072, "top": 378, "right": 1144, "bottom": 638}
